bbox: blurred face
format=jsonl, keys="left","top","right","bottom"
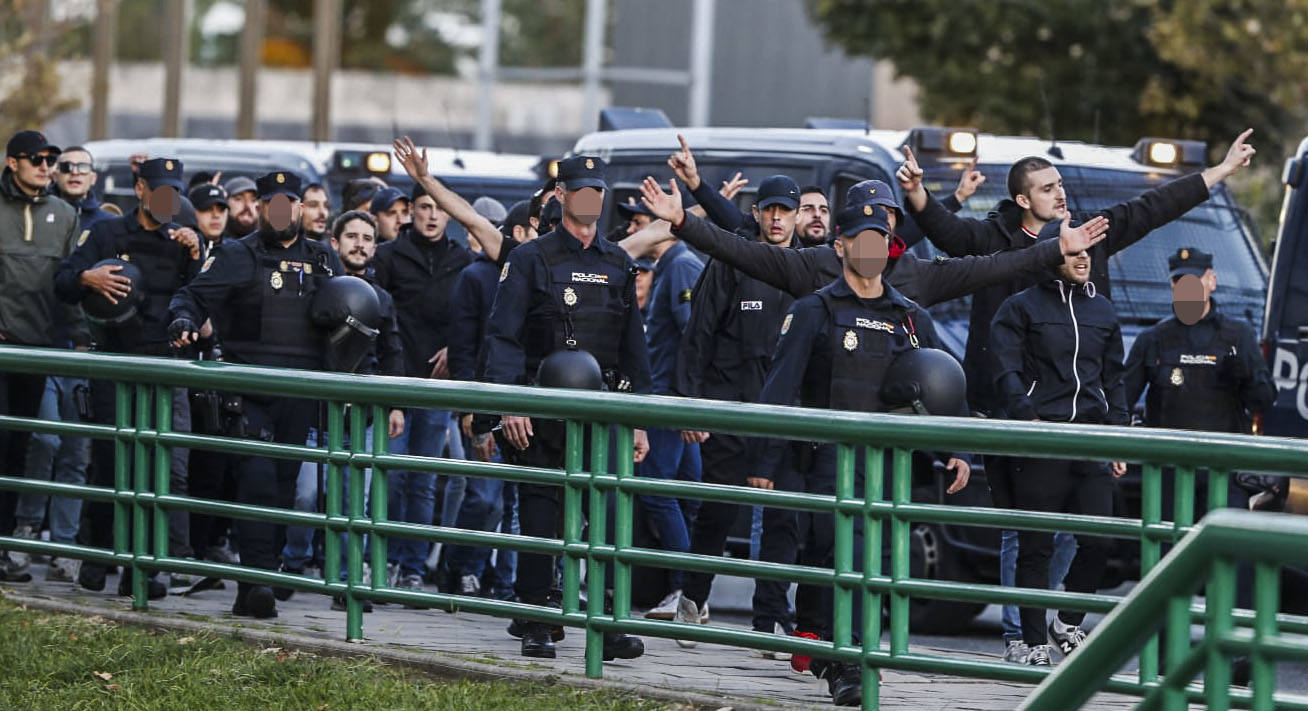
{"left": 411, "top": 195, "right": 449, "bottom": 240}
{"left": 635, "top": 268, "right": 654, "bottom": 310}
{"left": 260, "top": 193, "right": 301, "bottom": 238}
{"left": 1171, "top": 269, "right": 1217, "bottom": 325}
{"left": 6, "top": 149, "right": 57, "bottom": 193}
{"left": 331, "top": 217, "right": 378, "bottom": 274}
{"left": 134, "top": 179, "right": 179, "bottom": 223}
{"left": 228, "top": 190, "right": 259, "bottom": 233}
{"left": 196, "top": 204, "right": 228, "bottom": 241}
{"left": 625, "top": 213, "right": 653, "bottom": 236}
{"left": 751, "top": 203, "right": 797, "bottom": 245}
{"left": 1058, "top": 250, "right": 1091, "bottom": 285}
{"left": 842, "top": 230, "right": 889, "bottom": 278}
{"left": 558, "top": 186, "right": 603, "bottom": 226}
{"left": 795, "top": 192, "right": 829, "bottom": 245}
{"left": 54, "top": 150, "right": 96, "bottom": 199}
{"left": 375, "top": 199, "right": 410, "bottom": 241}
{"left": 300, "top": 186, "right": 329, "bottom": 236}
{"left": 1016, "top": 167, "right": 1067, "bottom": 223}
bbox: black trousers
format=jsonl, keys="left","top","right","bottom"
{"left": 1011, "top": 457, "right": 1114, "bottom": 646}
{"left": 0, "top": 372, "right": 47, "bottom": 536}
{"left": 188, "top": 447, "right": 239, "bottom": 555}
{"left": 682, "top": 431, "right": 748, "bottom": 607}
{"left": 751, "top": 445, "right": 820, "bottom": 633}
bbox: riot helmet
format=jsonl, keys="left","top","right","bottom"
{"left": 536, "top": 348, "right": 604, "bottom": 390}
{"left": 880, "top": 348, "right": 967, "bottom": 416}
{"left": 311, "top": 275, "right": 383, "bottom": 373}
{"left": 81, "top": 258, "right": 145, "bottom": 325}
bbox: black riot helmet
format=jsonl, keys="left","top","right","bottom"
{"left": 880, "top": 348, "right": 967, "bottom": 416}
{"left": 311, "top": 275, "right": 383, "bottom": 373}
{"left": 536, "top": 348, "right": 604, "bottom": 390}
{"left": 82, "top": 258, "right": 145, "bottom": 325}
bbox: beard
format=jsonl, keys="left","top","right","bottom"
{"left": 259, "top": 217, "right": 299, "bottom": 243}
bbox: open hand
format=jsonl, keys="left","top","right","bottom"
{"left": 393, "top": 136, "right": 430, "bottom": 181}
{"left": 640, "top": 176, "right": 686, "bottom": 226}
{"left": 80, "top": 262, "right": 132, "bottom": 303}
{"left": 1058, "top": 214, "right": 1109, "bottom": 255}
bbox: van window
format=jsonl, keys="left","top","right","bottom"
{"left": 1271, "top": 185, "right": 1308, "bottom": 338}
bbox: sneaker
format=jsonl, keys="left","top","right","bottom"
{"left": 1003, "top": 639, "right": 1031, "bottom": 664}
{"left": 790, "top": 630, "right": 821, "bottom": 674}
{"left": 1047, "top": 619, "right": 1087, "bottom": 657}
{"left": 47, "top": 557, "right": 80, "bottom": 583}
{"left": 699, "top": 601, "right": 710, "bottom": 625}
{"left": 169, "top": 572, "right": 193, "bottom": 588}
{"left": 819, "top": 661, "right": 863, "bottom": 706}
{"left": 1026, "top": 644, "right": 1052, "bottom": 666}
{"left": 644, "top": 589, "right": 681, "bottom": 620}
{"left": 397, "top": 573, "right": 428, "bottom": 609}
{"left": 458, "top": 574, "right": 481, "bottom": 597}
{"left": 3, "top": 525, "right": 35, "bottom": 580}
{"left": 758, "top": 621, "right": 793, "bottom": 661}
{"left": 673, "top": 595, "right": 700, "bottom": 648}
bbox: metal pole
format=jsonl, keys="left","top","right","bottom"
{"left": 311, "top": 0, "right": 340, "bottom": 142}
{"left": 237, "top": 0, "right": 265, "bottom": 139}
{"left": 580, "top": 0, "right": 605, "bottom": 133}
{"left": 91, "top": 0, "right": 118, "bottom": 140}
{"left": 687, "top": 0, "right": 714, "bottom": 127}
{"left": 473, "top": 0, "right": 501, "bottom": 152}
{"left": 161, "top": 0, "right": 191, "bottom": 137}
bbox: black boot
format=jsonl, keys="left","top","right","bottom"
{"left": 819, "top": 662, "right": 863, "bottom": 707}
{"left": 273, "top": 565, "right": 303, "bottom": 601}
{"left": 78, "top": 562, "right": 107, "bottom": 591}
{"left": 232, "top": 585, "right": 278, "bottom": 619}
{"left": 1232, "top": 656, "right": 1252, "bottom": 687}
{"left": 117, "top": 570, "right": 167, "bottom": 600}
{"left": 520, "top": 623, "right": 557, "bottom": 659}
{"left": 601, "top": 632, "right": 644, "bottom": 661}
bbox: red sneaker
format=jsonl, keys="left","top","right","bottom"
{"left": 790, "top": 630, "right": 820, "bottom": 674}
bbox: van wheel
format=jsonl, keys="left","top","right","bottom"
{"left": 906, "top": 522, "right": 986, "bottom": 634}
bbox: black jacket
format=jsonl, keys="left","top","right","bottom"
{"left": 671, "top": 212, "right": 1066, "bottom": 308}
{"left": 911, "top": 173, "right": 1211, "bottom": 413}
{"left": 361, "top": 272, "right": 404, "bottom": 377}
{"left": 372, "top": 225, "right": 472, "bottom": 378}
{"left": 990, "top": 279, "right": 1129, "bottom": 425}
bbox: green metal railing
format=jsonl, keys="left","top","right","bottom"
{"left": 0, "top": 346, "right": 1306, "bottom": 710}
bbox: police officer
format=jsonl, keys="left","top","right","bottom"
{"left": 737, "top": 203, "right": 967, "bottom": 707}
{"left": 478, "top": 154, "right": 648, "bottom": 661}
{"left": 53, "top": 157, "right": 202, "bottom": 596}
{"left": 168, "top": 170, "right": 342, "bottom": 619}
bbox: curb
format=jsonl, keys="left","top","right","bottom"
{"left": 6, "top": 591, "right": 807, "bottom": 711}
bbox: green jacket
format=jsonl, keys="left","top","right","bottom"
{"left": 0, "top": 169, "right": 90, "bottom": 347}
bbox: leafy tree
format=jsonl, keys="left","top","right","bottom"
{"left": 0, "top": 0, "right": 80, "bottom": 139}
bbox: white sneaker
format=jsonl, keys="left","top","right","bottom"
{"left": 458, "top": 574, "right": 481, "bottom": 596}
{"left": 673, "top": 595, "right": 700, "bottom": 648}
{"left": 758, "top": 622, "right": 793, "bottom": 661}
{"left": 6, "top": 525, "right": 34, "bottom": 574}
{"left": 1026, "top": 644, "right": 1052, "bottom": 666}
{"left": 699, "top": 601, "right": 710, "bottom": 625}
{"left": 644, "top": 589, "right": 681, "bottom": 620}
{"left": 47, "top": 557, "right": 80, "bottom": 583}
{"left": 1003, "top": 639, "right": 1031, "bottom": 664}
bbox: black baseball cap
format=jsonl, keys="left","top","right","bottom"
{"left": 189, "top": 184, "right": 229, "bottom": 211}
{"left": 6, "top": 130, "right": 59, "bottom": 159}
{"left": 370, "top": 186, "right": 407, "bottom": 214}
{"left": 138, "top": 158, "right": 185, "bottom": 191}
{"left": 1168, "top": 247, "right": 1214, "bottom": 279}
{"left": 556, "top": 155, "right": 607, "bottom": 190}
{"left": 756, "top": 175, "right": 800, "bottom": 210}
{"left": 501, "top": 200, "right": 532, "bottom": 238}
{"left": 616, "top": 201, "right": 653, "bottom": 219}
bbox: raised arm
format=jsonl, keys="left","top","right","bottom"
{"left": 394, "top": 136, "right": 505, "bottom": 261}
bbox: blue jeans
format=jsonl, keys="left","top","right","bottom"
{"left": 16, "top": 376, "right": 90, "bottom": 544}
{"left": 283, "top": 427, "right": 373, "bottom": 575}
{"left": 1000, "top": 528, "right": 1077, "bottom": 642}
{"left": 387, "top": 408, "right": 449, "bottom": 576}
{"left": 441, "top": 415, "right": 466, "bottom": 527}
{"left": 638, "top": 427, "right": 701, "bottom": 591}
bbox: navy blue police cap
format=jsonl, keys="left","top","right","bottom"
{"left": 845, "top": 179, "right": 902, "bottom": 220}
{"left": 556, "top": 155, "right": 607, "bottom": 191}
{"left": 139, "top": 158, "right": 185, "bottom": 191}
{"left": 256, "top": 171, "right": 302, "bottom": 201}
{"left": 835, "top": 201, "right": 892, "bottom": 238}
{"left": 1168, "top": 247, "right": 1214, "bottom": 279}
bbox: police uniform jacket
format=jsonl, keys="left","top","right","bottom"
{"left": 671, "top": 212, "right": 1065, "bottom": 309}
{"left": 753, "top": 278, "right": 943, "bottom": 480}
{"left": 54, "top": 207, "right": 200, "bottom": 355}
{"left": 1124, "top": 301, "right": 1274, "bottom": 433}
{"left": 372, "top": 224, "right": 472, "bottom": 378}
{"left": 909, "top": 173, "right": 1211, "bottom": 413}
{"left": 646, "top": 241, "right": 703, "bottom": 395}
{"left": 989, "top": 279, "right": 1129, "bottom": 425}
{"left": 483, "top": 225, "right": 651, "bottom": 393}
{"left": 169, "top": 229, "right": 343, "bottom": 370}
{"left": 448, "top": 251, "right": 500, "bottom": 382}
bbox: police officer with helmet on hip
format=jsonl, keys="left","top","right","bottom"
{"left": 168, "top": 170, "right": 343, "bottom": 619}
{"left": 480, "top": 154, "right": 648, "bottom": 662}
{"left": 54, "top": 157, "right": 203, "bottom": 598}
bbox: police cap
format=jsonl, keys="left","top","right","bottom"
{"left": 256, "top": 171, "right": 302, "bottom": 201}
{"left": 845, "top": 179, "right": 902, "bottom": 221}
{"left": 835, "top": 202, "right": 892, "bottom": 238}
{"left": 756, "top": 175, "right": 800, "bottom": 211}
{"left": 1168, "top": 247, "right": 1213, "bottom": 279}
{"left": 139, "top": 158, "right": 185, "bottom": 191}
{"left": 556, "top": 155, "right": 607, "bottom": 191}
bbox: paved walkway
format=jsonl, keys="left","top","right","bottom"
{"left": 4, "top": 565, "right": 1143, "bottom": 710}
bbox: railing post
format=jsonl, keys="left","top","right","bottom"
{"left": 862, "top": 446, "right": 884, "bottom": 711}
{"left": 584, "top": 422, "right": 611, "bottom": 678}
{"left": 345, "top": 402, "right": 368, "bottom": 640}
{"left": 1204, "top": 556, "right": 1236, "bottom": 711}
{"left": 131, "top": 384, "right": 151, "bottom": 609}
{"left": 832, "top": 443, "right": 855, "bottom": 656}
{"left": 561, "top": 420, "right": 584, "bottom": 619}
{"left": 888, "top": 447, "right": 912, "bottom": 658}
{"left": 611, "top": 424, "right": 634, "bottom": 624}
{"left": 370, "top": 406, "right": 389, "bottom": 594}
{"left": 112, "top": 382, "right": 132, "bottom": 574}
{"left": 1139, "top": 463, "right": 1162, "bottom": 682}
{"left": 323, "top": 403, "right": 348, "bottom": 637}
{"left": 1251, "top": 561, "right": 1279, "bottom": 710}
{"left": 151, "top": 385, "right": 173, "bottom": 567}
{"left": 1161, "top": 590, "right": 1190, "bottom": 711}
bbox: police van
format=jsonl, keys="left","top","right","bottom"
{"left": 82, "top": 138, "right": 542, "bottom": 243}
{"left": 575, "top": 120, "right": 1270, "bottom": 629}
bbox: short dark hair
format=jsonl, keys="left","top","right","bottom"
{"left": 1006, "top": 156, "right": 1055, "bottom": 199}
{"left": 331, "top": 209, "right": 376, "bottom": 241}
{"left": 800, "top": 185, "right": 826, "bottom": 199}
{"left": 61, "top": 145, "right": 92, "bottom": 162}
{"left": 187, "top": 171, "right": 215, "bottom": 190}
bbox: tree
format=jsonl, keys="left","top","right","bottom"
{"left": 0, "top": 0, "right": 80, "bottom": 140}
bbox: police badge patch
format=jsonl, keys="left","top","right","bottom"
{"left": 77, "top": 229, "right": 90, "bottom": 246}
{"left": 780, "top": 313, "right": 793, "bottom": 335}
{"left": 200, "top": 255, "right": 215, "bottom": 273}
{"left": 562, "top": 287, "right": 578, "bottom": 306}
{"left": 1170, "top": 367, "right": 1184, "bottom": 386}
{"left": 499, "top": 262, "right": 510, "bottom": 282}
{"left": 843, "top": 329, "right": 858, "bottom": 351}
{"left": 270, "top": 271, "right": 284, "bottom": 290}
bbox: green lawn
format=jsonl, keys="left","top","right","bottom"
{"left": 0, "top": 598, "right": 686, "bottom": 711}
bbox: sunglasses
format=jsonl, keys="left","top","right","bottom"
{"left": 19, "top": 153, "right": 59, "bottom": 167}
{"left": 57, "top": 161, "right": 93, "bottom": 174}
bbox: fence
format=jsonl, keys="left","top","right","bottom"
{"left": 0, "top": 346, "right": 1306, "bottom": 710}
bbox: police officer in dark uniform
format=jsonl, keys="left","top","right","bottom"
{"left": 168, "top": 170, "right": 343, "bottom": 619}
{"left": 54, "top": 157, "right": 203, "bottom": 598}
{"left": 741, "top": 203, "right": 968, "bottom": 707}
{"left": 480, "top": 155, "right": 648, "bottom": 661}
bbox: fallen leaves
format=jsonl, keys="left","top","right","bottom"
{"left": 92, "top": 671, "right": 113, "bottom": 681}
{"left": 178, "top": 636, "right": 196, "bottom": 645}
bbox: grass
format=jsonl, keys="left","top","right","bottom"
{"left": 0, "top": 598, "right": 688, "bottom": 711}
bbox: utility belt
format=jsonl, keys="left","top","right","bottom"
{"left": 189, "top": 392, "right": 273, "bottom": 441}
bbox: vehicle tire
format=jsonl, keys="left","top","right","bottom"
{"left": 906, "top": 521, "right": 986, "bottom": 634}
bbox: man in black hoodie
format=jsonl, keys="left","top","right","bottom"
{"left": 989, "top": 232, "right": 1129, "bottom": 667}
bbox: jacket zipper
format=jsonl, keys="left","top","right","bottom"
{"left": 1026, "top": 380, "right": 1039, "bottom": 397}
{"left": 1068, "top": 287, "right": 1081, "bottom": 422}
{"left": 23, "top": 204, "right": 32, "bottom": 242}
